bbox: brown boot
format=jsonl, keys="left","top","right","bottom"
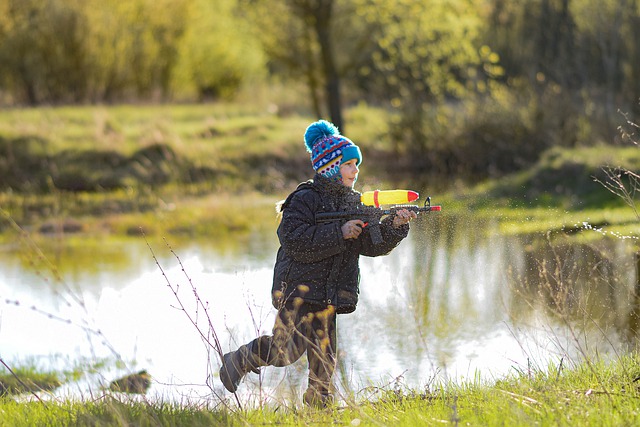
{"left": 303, "top": 388, "right": 334, "bottom": 408}
{"left": 219, "top": 343, "right": 260, "bottom": 393}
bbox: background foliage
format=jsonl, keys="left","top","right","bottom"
{"left": 0, "top": 0, "right": 638, "bottom": 182}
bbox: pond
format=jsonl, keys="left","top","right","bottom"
{"left": 0, "top": 209, "right": 638, "bottom": 406}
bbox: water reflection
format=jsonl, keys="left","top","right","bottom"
{"left": 0, "top": 211, "right": 637, "bottom": 404}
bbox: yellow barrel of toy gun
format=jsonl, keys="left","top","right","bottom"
{"left": 361, "top": 190, "right": 420, "bottom": 207}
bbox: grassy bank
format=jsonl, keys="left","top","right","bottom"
{"left": 2, "top": 353, "right": 640, "bottom": 426}
{"left": 0, "top": 103, "right": 395, "bottom": 238}
{"left": 0, "top": 103, "right": 638, "bottom": 239}
{"left": 0, "top": 103, "right": 390, "bottom": 195}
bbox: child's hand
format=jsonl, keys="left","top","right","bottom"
{"left": 392, "top": 209, "right": 417, "bottom": 228}
{"left": 341, "top": 219, "right": 365, "bottom": 239}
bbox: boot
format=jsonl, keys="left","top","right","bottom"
{"left": 303, "top": 387, "right": 334, "bottom": 408}
{"left": 219, "top": 343, "right": 260, "bottom": 393}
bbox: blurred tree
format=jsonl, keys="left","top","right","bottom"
{"left": 0, "top": 0, "right": 90, "bottom": 104}
{"left": 485, "top": 0, "right": 581, "bottom": 89}
{"left": 0, "top": 0, "right": 236, "bottom": 104}
{"left": 82, "top": 1, "right": 135, "bottom": 101}
{"left": 240, "top": 1, "right": 319, "bottom": 114}
{"left": 571, "top": 0, "right": 639, "bottom": 116}
{"left": 484, "top": 0, "right": 640, "bottom": 117}
{"left": 243, "top": 0, "right": 374, "bottom": 130}
{"left": 80, "top": 0, "right": 190, "bottom": 101}
{"left": 0, "top": 1, "right": 39, "bottom": 103}
{"left": 173, "top": 0, "right": 265, "bottom": 101}
{"left": 623, "top": 1, "right": 640, "bottom": 115}
{"left": 353, "top": 0, "right": 490, "bottom": 157}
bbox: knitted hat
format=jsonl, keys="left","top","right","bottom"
{"left": 303, "top": 120, "right": 362, "bottom": 181}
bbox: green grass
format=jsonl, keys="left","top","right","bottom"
{"left": 0, "top": 367, "right": 61, "bottom": 397}
{"left": 2, "top": 354, "right": 640, "bottom": 426}
{"left": 433, "top": 142, "right": 640, "bottom": 238}
{"left": 465, "top": 144, "right": 640, "bottom": 210}
{"left": 0, "top": 103, "right": 391, "bottom": 191}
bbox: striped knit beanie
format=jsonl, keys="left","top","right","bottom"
{"left": 303, "top": 120, "right": 362, "bottom": 181}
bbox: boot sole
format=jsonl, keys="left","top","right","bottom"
{"left": 219, "top": 352, "right": 239, "bottom": 393}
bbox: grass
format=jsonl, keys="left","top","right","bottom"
{"left": 2, "top": 354, "right": 640, "bottom": 426}
{"left": 463, "top": 144, "right": 640, "bottom": 210}
{"left": 0, "top": 365, "right": 61, "bottom": 398}
{"left": 0, "top": 102, "right": 399, "bottom": 237}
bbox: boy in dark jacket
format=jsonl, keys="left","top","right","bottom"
{"left": 219, "top": 120, "right": 416, "bottom": 406}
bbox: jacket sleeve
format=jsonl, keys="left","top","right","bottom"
{"left": 358, "top": 217, "right": 409, "bottom": 257}
{"left": 278, "top": 189, "right": 346, "bottom": 263}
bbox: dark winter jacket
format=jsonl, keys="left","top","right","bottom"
{"left": 271, "top": 175, "right": 410, "bottom": 314}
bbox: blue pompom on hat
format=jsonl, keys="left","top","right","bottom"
{"left": 303, "top": 120, "right": 362, "bottom": 181}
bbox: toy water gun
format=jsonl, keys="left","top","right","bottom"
{"left": 316, "top": 189, "right": 441, "bottom": 244}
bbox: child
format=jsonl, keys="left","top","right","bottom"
{"left": 219, "top": 119, "right": 416, "bottom": 406}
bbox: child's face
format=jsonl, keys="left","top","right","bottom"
{"left": 340, "top": 158, "right": 359, "bottom": 187}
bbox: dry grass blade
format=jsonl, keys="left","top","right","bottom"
{"left": 0, "top": 358, "right": 47, "bottom": 405}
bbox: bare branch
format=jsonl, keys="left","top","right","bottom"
{"left": 144, "top": 233, "right": 242, "bottom": 409}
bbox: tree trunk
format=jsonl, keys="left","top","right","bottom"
{"left": 303, "top": 24, "right": 323, "bottom": 118}
{"left": 312, "top": 0, "right": 343, "bottom": 131}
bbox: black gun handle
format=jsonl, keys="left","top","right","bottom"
{"left": 369, "top": 223, "right": 383, "bottom": 245}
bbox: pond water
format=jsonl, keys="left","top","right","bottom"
{"left": 0, "top": 210, "right": 638, "bottom": 406}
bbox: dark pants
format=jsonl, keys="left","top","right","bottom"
{"left": 250, "top": 302, "right": 337, "bottom": 398}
